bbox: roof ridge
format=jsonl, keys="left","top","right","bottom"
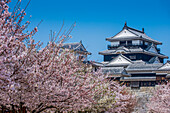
{"left": 126, "top": 26, "right": 144, "bottom": 34}
{"left": 120, "top": 54, "right": 132, "bottom": 62}
{"left": 74, "top": 43, "right": 82, "bottom": 50}
{"left": 63, "top": 42, "right": 80, "bottom": 45}
{"left": 126, "top": 28, "right": 139, "bottom": 36}
{"left": 105, "top": 54, "right": 132, "bottom": 66}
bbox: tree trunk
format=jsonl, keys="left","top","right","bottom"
{"left": 10, "top": 104, "right": 15, "bottom": 113}
{"left": 20, "top": 102, "right": 23, "bottom": 113}
{"left": 1, "top": 105, "right": 4, "bottom": 113}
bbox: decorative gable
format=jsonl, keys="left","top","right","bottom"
{"left": 107, "top": 54, "right": 132, "bottom": 66}
{"left": 114, "top": 29, "right": 137, "bottom": 38}
{"left": 74, "top": 44, "right": 86, "bottom": 51}
{"left": 159, "top": 62, "right": 170, "bottom": 70}
{"left": 62, "top": 41, "right": 91, "bottom": 55}
{"left": 153, "top": 57, "right": 160, "bottom": 64}
{"left": 149, "top": 57, "right": 160, "bottom": 64}
{"left": 113, "top": 46, "right": 130, "bottom": 54}
{"left": 147, "top": 44, "right": 158, "bottom": 54}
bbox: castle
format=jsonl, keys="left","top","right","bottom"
{"left": 97, "top": 23, "right": 170, "bottom": 88}
{"left": 63, "top": 23, "right": 170, "bottom": 88}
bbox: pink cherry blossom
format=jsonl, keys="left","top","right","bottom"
{"left": 147, "top": 83, "right": 170, "bottom": 113}
{"left": 0, "top": 0, "right": 136, "bottom": 112}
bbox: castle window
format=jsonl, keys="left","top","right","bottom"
{"left": 127, "top": 41, "right": 132, "bottom": 45}
{"left": 111, "top": 41, "right": 119, "bottom": 46}
{"left": 120, "top": 41, "right": 126, "bottom": 46}
{"left": 132, "top": 40, "right": 140, "bottom": 45}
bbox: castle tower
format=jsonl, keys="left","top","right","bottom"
{"left": 99, "top": 22, "right": 168, "bottom": 63}
{"left": 98, "top": 23, "right": 170, "bottom": 88}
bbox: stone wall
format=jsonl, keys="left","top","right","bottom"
{"left": 127, "top": 86, "right": 158, "bottom": 113}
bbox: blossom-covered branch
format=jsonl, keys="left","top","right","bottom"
{"left": 0, "top": 0, "right": 136, "bottom": 113}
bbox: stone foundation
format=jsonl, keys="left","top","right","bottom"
{"left": 127, "top": 86, "right": 158, "bottom": 113}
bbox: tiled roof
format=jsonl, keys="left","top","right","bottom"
{"left": 102, "top": 67, "right": 124, "bottom": 74}
{"left": 129, "top": 48, "right": 144, "bottom": 52}
{"left": 99, "top": 47, "right": 168, "bottom": 58}
{"left": 62, "top": 42, "right": 91, "bottom": 55}
{"left": 126, "top": 63, "right": 163, "bottom": 71}
{"left": 106, "top": 24, "right": 162, "bottom": 44}
{"left": 101, "top": 67, "right": 130, "bottom": 77}
{"left": 105, "top": 54, "right": 132, "bottom": 67}
{"left": 120, "top": 77, "right": 156, "bottom": 81}
{"left": 117, "top": 46, "right": 130, "bottom": 52}
{"left": 62, "top": 42, "right": 81, "bottom": 50}
{"left": 132, "top": 60, "right": 147, "bottom": 64}
{"left": 99, "top": 47, "right": 143, "bottom": 55}
{"left": 127, "top": 27, "right": 161, "bottom": 44}
{"left": 158, "top": 61, "right": 170, "bottom": 70}
{"left": 91, "top": 61, "right": 104, "bottom": 67}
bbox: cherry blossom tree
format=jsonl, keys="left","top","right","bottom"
{"left": 92, "top": 81, "right": 136, "bottom": 113}
{"left": 0, "top": 0, "right": 39, "bottom": 111}
{"left": 147, "top": 83, "right": 170, "bottom": 113}
{"left": 0, "top": 0, "right": 136, "bottom": 112}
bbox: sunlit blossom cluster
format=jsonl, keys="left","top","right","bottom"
{"left": 147, "top": 83, "right": 170, "bottom": 113}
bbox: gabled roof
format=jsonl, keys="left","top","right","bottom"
{"left": 111, "top": 29, "right": 137, "bottom": 39}
{"left": 149, "top": 57, "right": 160, "bottom": 64}
{"left": 106, "top": 23, "right": 162, "bottom": 45}
{"left": 146, "top": 43, "right": 158, "bottom": 54}
{"left": 62, "top": 41, "right": 91, "bottom": 55}
{"left": 116, "top": 46, "right": 130, "bottom": 52}
{"left": 105, "top": 54, "right": 132, "bottom": 66}
{"left": 158, "top": 61, "right": 170, "bottom": 70}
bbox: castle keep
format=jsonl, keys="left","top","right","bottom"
{"left": 97, "top": 23, "right": 170, "bottom": 88}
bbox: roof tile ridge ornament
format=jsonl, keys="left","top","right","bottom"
{"left": 80, "top": 40, "right": 82, "bottom": 44}
{"left": 123, "top": 21, "right": 128, "bottom": 29}
{"left": 142, "top": 28, "right": 145, "bottom": 33}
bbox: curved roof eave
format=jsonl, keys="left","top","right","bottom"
{"left": 99, "top": 50, "right": 168, "bottom": 59}
{"left": 106, "top": 37, "right": 162, "bottom": 45}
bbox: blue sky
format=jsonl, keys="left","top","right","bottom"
{"left": 10, "top": 0, "right": 170, "bottom": 62}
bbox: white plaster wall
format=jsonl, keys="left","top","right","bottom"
{"left": 116, "top": 29, "right": 136, "bottom": 38}
{"left": 132, "top": 40, "right": 140, "bottom": 45}
{"left": 111, "top": 41, "right": 120, "bottom": 46}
